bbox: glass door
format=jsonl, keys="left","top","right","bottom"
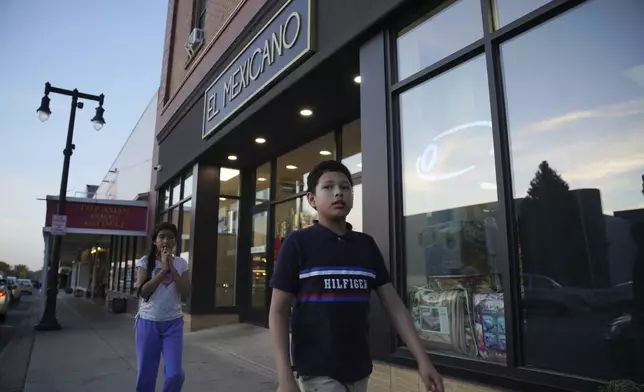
{"left": 247, "top": 203, "right": 270, "bottom": 324}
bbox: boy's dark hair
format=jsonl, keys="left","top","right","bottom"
{"left": 138, "top": 221, "right": 178, "bottom": 301}
{"left": 306, "top": 160, "right": 353, "bottom": 193}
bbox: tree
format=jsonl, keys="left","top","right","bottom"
{"left": 0, "top": 261, "right": 10, "bottom": 273}
{"left": 11, "top": 264, "right": 31, "bottom": 279}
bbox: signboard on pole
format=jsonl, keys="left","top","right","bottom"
{"left": 51, "top": 214, "right": 67, "bottom": 236}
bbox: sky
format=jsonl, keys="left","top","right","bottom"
{"left": 0, "top": 1, "right": 168, "bottom": 270}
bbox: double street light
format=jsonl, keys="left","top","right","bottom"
{"left": 35, "top": 82, "right": 106, "bottom": 331}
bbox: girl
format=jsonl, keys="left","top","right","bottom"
{"left": 134, "top": 222, "right": 191, "bottom": 392}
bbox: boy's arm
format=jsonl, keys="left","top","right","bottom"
{"left": 268, "top": 234, "right": 300, "bottom": 389}
{"left": 376, "top": 283, "right": 432, "bottom": 367}
{"left": 370, "top": 238, "right": 444, "bottom": 391}
{"left": 269, "top": 288, "right": 296, "bottom": 386}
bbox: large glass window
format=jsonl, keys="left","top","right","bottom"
{"left": 220, "top": 167, "right": 240, "bottom": 197}
{"left": 400, "top": 55, "right": 504, "bottom": 363}
{"left": 216, "top": 198, "right": 238, "bottom": 306}
{"left": 493, "top": 0, "right": 551, "bottom": 29}
{"left": 183, "top": 169, "right": 194, "bottom": 199}
{"left": 346, "top": 183, "right": 363, "bottom": 232}
{"left": 171, "top": 179, "right": 181, "bottom": 205}
{"left": 396, "top": 0, "right": 483, "bottom": 81}
{"left": 502, "top": 0, "right": 644, "bottom": 381}
{"left": 180, "top": 199, "right": 192, "bottom": 264}
{"left": 275, "top": 133, "right": 335, "bottom": 199}
{"left": 341, "top": 119, "right": 362, "bottom": 175}
{"left": 251, "top": 209, "right": 268, "bottom": 308}
{"left": 256, "top": 162, "right": 271, "bottom": 203}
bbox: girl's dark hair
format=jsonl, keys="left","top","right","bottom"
{"left": 138, "top": 222, "right": 178, "bottom": 301}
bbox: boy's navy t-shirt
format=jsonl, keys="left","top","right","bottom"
{"left": 270, "top": 221, "right": 391, "bottom": 383}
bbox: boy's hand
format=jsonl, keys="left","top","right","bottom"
{"left": 419, "top": 360, "right": 444, "bottom": 392}
{"left": 276, "top": 378, "right": 299, "bottom": 392}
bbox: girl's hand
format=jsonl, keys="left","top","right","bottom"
{"left": 160, "top": 247, "right": 172, "bottom": 271}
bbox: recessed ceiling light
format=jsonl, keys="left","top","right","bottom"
{"left": 257, "top": 177, "right": 266, "bottom": 182}
{"left": 354, "top": 75, "right": 361, "bottom": 84}
{"left": 219, "top": 197, "right": 226, "bottom": 201}
{"left": 299, "top": 109, "right": 313, "bottom": 117}
{"left": 319, "top": 150, "right": 332, "bottom": 156}
{"left": 255, "top": 137, "right": 266, "bottom": 144}
{"left": 227, "top": 155, "right": 237, "bottom": 161}
{"left": 286, "top": 165, "right": 298, "bottom": 170}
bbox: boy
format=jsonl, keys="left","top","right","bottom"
{"left": 269, "top": 160, "right": 444, "bottom": 392}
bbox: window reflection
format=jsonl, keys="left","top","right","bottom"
{"left": 502, "top": 0, "right": 644, "bottom": 381}
{"left": 171, "top": 179, "right": 181, "bottom": 204}
{"left": 163, "top": 188, "right": 170, "bottom": 210}
{"left": 251, "top": 210, "right": 268, "bottom": 308}
{"left": 275, "top": 133, "right": 335, "bottom": 200}
{"left": 220, "top": 167, "right": 240, "bottom": 197}
{"left": 216, "top": 198, "right": 238, "bottom": 306}
{"left": 400, "top": 55, "right": 504, "bottom": 362}
{"left": 396, "top": 0, "right": 483, "bottom": 81}
{"left": 341, "top": 119, "right": 362, "bottom": 174}
{"left": 183, "top": 169, "right": 194, "bottom": 199}
{"left": 180, "top": 199, "right": 192, "bottom": 265}
{"left": 493, "top": 0, "right": 551, "bottom": 29}
{"left": 256, "top": 162, "right": 271, "bottom": 203}
{"left": 346, "top": 183, "right": 363, "bottom": 232}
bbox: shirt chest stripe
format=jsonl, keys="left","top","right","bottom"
{"left": 296, "top": 292, "right": 371, "bottom": 302}
{"left": 299, "top": 269, "right": 376, "bottom": 279}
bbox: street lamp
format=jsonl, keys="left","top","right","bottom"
{"left": 35, "top": 82, "right": 106, "bottom": 331}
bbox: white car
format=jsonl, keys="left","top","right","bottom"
{"left": 0, "top": 275, "right": 9, "bottom": 322}
{"left": 7, "top": 276, "right": 21, "bottom": 303}
{"left": 18, "top": 279, "right": 34, "bottom": 295}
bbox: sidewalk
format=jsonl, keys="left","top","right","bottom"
{"left": 22, "top": 295, "right": 509, "bottom": 392}
{"left": 23, "top": 296, "right": 278, "bottom": 392}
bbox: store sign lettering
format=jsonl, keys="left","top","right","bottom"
{"left": 203, "top": 0, "right": 315, "bottom": 139}
{"left": 416, "top": 121, "right": 493, "bottom": 182}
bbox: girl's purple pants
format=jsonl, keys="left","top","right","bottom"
{"left": 135, "top": 317, "right": 185, "bottom": 392}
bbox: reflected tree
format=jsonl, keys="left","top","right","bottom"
{"left": 518, "top": 161, "right": 594, "bottom": 288}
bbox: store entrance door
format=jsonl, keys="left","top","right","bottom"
{"left": 245, "top": 202, "right": 271, "bottom": 325}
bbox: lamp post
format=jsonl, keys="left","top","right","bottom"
{"left": 35, "top": 82, "right": 106, "bottom": 331}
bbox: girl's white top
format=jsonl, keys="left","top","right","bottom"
{"left": 135, "top": 256, "right": 189, "bottom": 322}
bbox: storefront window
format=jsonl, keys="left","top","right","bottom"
{"left": 493, "top": 0, "right": 551, "bottom": 29}
{"left": 341, "top": 119, "right": 362, "bottom": 175}
{"left": 396, "top": 0, "right": 483, "bottom": 81}
{"left": 256, "top": 162, "right": 271, "bottom": 203}
{"left": 216, "top": 198, "right": 238, "bottom": 306}
{"left": 400, "top": 55, "right": 504, "bottom": 362}
{"left": 275, "top": 133, "right": 335, "bottom": 200}
{"left": 502, "top": 0, "right": 644, "bottom": 381}
{"left": 183, "top": 169, "right": 194, "bottom": 199}
{"left": 346, "top": 183, "right": 363, "bottom": 232}
{"left": 220, "top": 167, "right": 240, "bottom": 197}
{"left": 171, "top": 209, "right": 179, "bottom": 235}
{"left": 171, "top": 179, "right": 181, "bottom": 205}
{"left": 162, "top": 187, "right": 170, "bottom": 210}
{"left": 180, "top": 199, "right": 192, "bottom": 264}
{"left": 251, "top": 210, "right": 268, "bottom": 308}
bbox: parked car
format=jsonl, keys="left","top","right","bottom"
{"left": 18, "top": 279, "right": 34, "bottom": 295}
{"left": 7, "top": 276, "right": 21, "bottom": 303}
{"left": 0, "top": 275, "right": 9, "bottom": 322}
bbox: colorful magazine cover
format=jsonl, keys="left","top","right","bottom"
{"left": 474, "top": 292, "right": 506, "bottom": 361}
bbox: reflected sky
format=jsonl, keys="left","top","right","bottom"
{"left": 399, "top": 0, "right": 644, "bottom": 218}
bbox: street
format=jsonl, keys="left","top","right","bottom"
{"left": 0, "top": 291, "right": 39, "bottom": 355}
